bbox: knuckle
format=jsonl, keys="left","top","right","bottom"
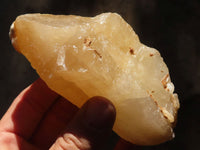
{"left": 52, "top": 133, "right": 90, "bottom": 150}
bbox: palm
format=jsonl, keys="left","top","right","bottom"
{"left": 0, "top": 79, "right": 78, "bottom": 149}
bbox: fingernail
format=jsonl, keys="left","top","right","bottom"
{"left": 83, "top": 96, "right": 116, "bottom": 130}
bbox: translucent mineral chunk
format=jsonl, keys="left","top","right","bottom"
{"left": 10, "top": 13, "right": 179, "bottom": 145}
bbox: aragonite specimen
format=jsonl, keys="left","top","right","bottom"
{"left": 9, "top": 13, "right": 179, "bottom": 145}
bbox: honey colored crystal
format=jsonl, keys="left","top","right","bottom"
{"left": 10, "top": 13, "right": 179, "bottom": 145}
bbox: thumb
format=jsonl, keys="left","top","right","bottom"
{"left": 50, "top": 96, "right": 116, "bottom": 150}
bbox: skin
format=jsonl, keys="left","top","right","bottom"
{"left": 0, "top": 78, "right": 140, "bottom": 150}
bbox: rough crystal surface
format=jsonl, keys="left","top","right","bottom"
{"left": 10, "top": 13, "right": 179, "bottom": 145}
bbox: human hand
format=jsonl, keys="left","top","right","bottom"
{"left": 0, "top": 79, "right": 138, "bottom": 150}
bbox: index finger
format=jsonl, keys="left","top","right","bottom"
{"left": 0, "top": 78, "right": 59, "bottom": 140}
